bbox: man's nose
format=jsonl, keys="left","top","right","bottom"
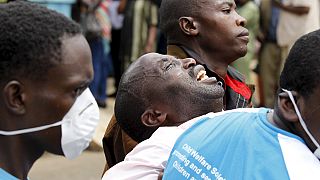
{"left": 181, "top": 58, "right": 196, "bottom": 69}
{"left": 236, "top": 13, "right": 247, "bottom": 27}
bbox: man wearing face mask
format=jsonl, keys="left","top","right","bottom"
{"left": 163, "top": 30, "right": 320, "bottom": 179}
{"left": 0, "top": 1, "right": 100, "bottom": 180}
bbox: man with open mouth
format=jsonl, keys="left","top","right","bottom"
{"left": 103, "top": 52, "right": 225, "bottom": 179}
{"left": 103, "top": 0, "right": 254, "bottom": 172}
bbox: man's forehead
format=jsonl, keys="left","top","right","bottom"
{"left": 212, "top": 0, "right": 235, "bottom": 6}
{"left": 140, "top": 54, "right": 175, "bottom": 66}
{"left": 131, "top": 54, "right": 175, "bottom": 77}
{"left": 196, "top": 0, "right": 235, "bottom": 12}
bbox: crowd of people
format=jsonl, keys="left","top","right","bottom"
{"left": 32, "top": 0, "right": 320, "bottom": 110}
{"left": 1, "top": 0, "right": 320, "bottom": 179}
{"left": 69, "top": 0, "right": 320, "bottom": 110}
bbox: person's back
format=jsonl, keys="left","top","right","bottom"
{"left": 164, "top": 108, "right": 320, "bottom": 179}
{"left": 275, "top": 0, "right": 320, "bottom": 63}
{"left": 276, "top": 0, "right": 319, "bottom": 48}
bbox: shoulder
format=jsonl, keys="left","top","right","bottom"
{"left": 227, "top": 65, "right": 245, "bottom": 82}
{"left": 0, "top": 169, "right": 19, "bottom": 180}
{"left": 277, "top": 133, "right": 320, "bottom": 179}
{"left": 102, "top": 126, "right": 183, "bottom": 180}
{"left": 183, "top": 108, "right": 267, "bottom": 133}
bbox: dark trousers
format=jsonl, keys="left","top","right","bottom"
{"left": 111, "top": 28, "right": 122, "bottom": 91}
{"left": 89, "top": 38, "right": 110, "bottom": 101}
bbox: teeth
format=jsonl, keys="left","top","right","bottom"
{"left": 197, "top": 70, "right": 208, "bottom": 81}
{"left": 201, "top": 75, "right": 209, "bottom": 82}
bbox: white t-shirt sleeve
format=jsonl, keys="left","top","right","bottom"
{"left": 102, "top": 115, "right": 204, "bottom": 180}
{"left": 278, "top": 134, "right": 320, "bottom": 180}
{"left": 102, "top": 127, "right": 184, "bottom": 180}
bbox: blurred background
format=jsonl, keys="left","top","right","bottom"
{"left": 1, "top": 0, "right": 318, "bottom": 179}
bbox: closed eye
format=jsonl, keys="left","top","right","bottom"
{"left": 165, "top": 63, "right": 175, "bottom": 71}
{"left": 222, "top": 8, "right": 231, "bottom": 14}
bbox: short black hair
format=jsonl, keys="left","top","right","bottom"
{"left": 115, "top": 60, "right": 159, "bottom": 142}
{"left": 0, "top": 1, "right": 81, "bottom": 85}
{"left": 280, "top": 29, "right": 320, "bottom": 98}
{"left": 159, "top": 0, "right": 206, "bottom": 41}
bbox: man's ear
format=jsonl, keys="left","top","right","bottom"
{"left": 141, "top": 109, "right": 167, "bottom": 127}
{"left": 3, "top": 81, "right": 26, "bottom": 114}
{"left": 178, "top": 17, "right": 199, "bottom": 36}
{"left": 278, "top": 91, "right": 299, "bottom": 123}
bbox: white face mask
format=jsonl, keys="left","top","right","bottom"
{"left": 0, "top": 88, "right": 100, "bottom": 159}
{"left": 282, "top": 88, "right": 320, "bottom": 159}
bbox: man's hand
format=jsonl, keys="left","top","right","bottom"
{"left": 158, "top": 169, "right": 164, "bottom": 180}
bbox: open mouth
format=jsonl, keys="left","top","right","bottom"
{"left": 196, "top": 69, "right": 209, "bottom": 82}
{"left": 194, "top": 65, "right": 217, "bottom": 84}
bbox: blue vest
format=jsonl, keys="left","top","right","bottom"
{"left": 0, "top": 168, "right": 19, "bottom": 180}
{"left": 163, "top": 108, "right": 308, "bottom": 180}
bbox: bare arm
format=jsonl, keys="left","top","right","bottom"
{"left": 272, "top": 0, "right": 310, "bottom": 15}
{"left": 144, "top": 25, "right": 157, "bottom": 53}
{"left": 118, "top": 0, "right": 127, "bottom": 14}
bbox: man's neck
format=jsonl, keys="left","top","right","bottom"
{"left": 0, "top": 136, "right": 43, "bottom": 180}
{"left": 201, "top": 55, "right": 229, "bottom": 78}
{"left": 197, "top": 47, "right": 232, "bottom": 78}
{"left": 168, "top": 44, "right": 230, "bottom": 78}
{"left": 268, "top": 109, "right": 295, "bottom": 133}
